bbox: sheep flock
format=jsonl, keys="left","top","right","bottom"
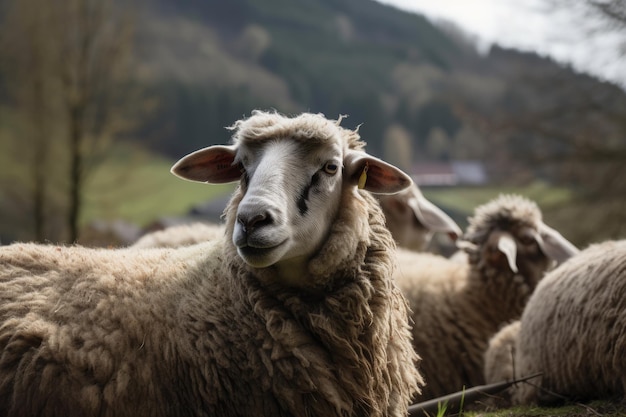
{"left": 394, "top": 194, "right": 579, "bottom": 401}
{"left": 1, "top": 109, "right": 625, "bottom": 417}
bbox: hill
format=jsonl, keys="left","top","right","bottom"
{"left": 132, "top": 0, "right": 493, "bottom": 157}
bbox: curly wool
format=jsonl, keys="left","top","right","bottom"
{"left": 0, "top": 112, "right": 422, "bottom": 417}
{"left": 482, "top": 320, "right": 522, "bottom": 407}
{"left": 228, "top": 110, "right": 366, "bottom": 153}
{"left": 131, "top": 223, "right": 225, "bottom": 248}
{"left": 512, "top": 239, "right": 626, "bottom": 405}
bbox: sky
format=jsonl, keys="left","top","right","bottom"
{"left": 376, "top": 0, "right": 625, "bottom": 87}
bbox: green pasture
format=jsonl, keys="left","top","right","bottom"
{"left": 423, "top": 182, "right": 572, "bottom": 215}
{"left": 82, "top": 144, "right": 235, "bottom": 227}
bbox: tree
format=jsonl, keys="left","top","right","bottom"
{"left": 425, "top": 127, "right": 450, "bottom": 161}
{"left": 234, "top": 24, "right": 271, "bottom": 63}
{"left": 1, "top": 0, "right": 59, "bottom": 241}
{"left": 0, "top": 0, "right": 136, "bottom": 242}
{"left": 383, "top": 123, "right": 413, "bottom": 172}
{"left": 451, "top": 124, "right": 486, "bottom": 160}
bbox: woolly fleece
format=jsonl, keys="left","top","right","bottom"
{"left": 513, "top": 239, "right": 626, "bottom": 405}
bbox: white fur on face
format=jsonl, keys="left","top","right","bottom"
{"left": 232, "top": 139, "right": 344, "bottom": 273}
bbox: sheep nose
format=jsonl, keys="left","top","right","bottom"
{"left": 237, "top": 211, "right": 272, "bottom": 234}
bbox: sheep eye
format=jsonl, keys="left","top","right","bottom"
{"left": 323, "top": 161, "right": 339, "bottom": 175}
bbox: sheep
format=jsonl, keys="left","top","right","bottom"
{"left": 0, "top": 110, "right": 423, "bottom": 417}
{"left": 377, "top": 183, "right": 461, "bottom": 252}
{"left": 482, "top": 320, "right": 522, "bottom": 407}
{"left": 508, "top": 239, "right": 626, "bottom": 406}
{"left": 132, "top": 222, "right": 225, "bottom": 248}
{"left": 393, "top": 194, "right": 579, "bottom": 401}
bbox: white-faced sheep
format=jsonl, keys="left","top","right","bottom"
{"left": 131, "top": 222, "right": 225, "bottom": 248}
{"left": 0, "top": 110, "right": 423, "bottom": 417}
{"left": 507, "top": 239, "right": 626, "bottom": 406}
{"left": 377, "top": 183, "right": 461, "bottom": 252}
{"left": 393, "top": 194, "right": 579, "bottom": 401}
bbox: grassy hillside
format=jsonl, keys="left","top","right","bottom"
{"left": 424, "top": 181, "right": 573, "bottom": 228}
{"left": 82, "top": 144, "right": 235, "bottom": 227}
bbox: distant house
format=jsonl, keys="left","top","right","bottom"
{"left": 450, "top": 161, "right": 488, "bottom": 185}
{"left": 411, "top": 163, "right": 457, "bottom": 186}
{"left": 411, "top": 160, "right": 487, "bottom": 186}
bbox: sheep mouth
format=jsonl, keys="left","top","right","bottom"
{"left": 236, "top": 239, "right": 288, "bottom": 267}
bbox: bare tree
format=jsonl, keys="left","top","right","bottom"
{"left": 1, "top": 1, "right": 58, "bottom": 241}
{"left": 1, "top": 0, "right": 135, "bottom": 243}
{"left": 587, "top": 1, "right": 626, "bottom": 28}
{"left": 55, "top": 0, "right": 134, "bottom": 242}
{"left": 383, "top": 123, "right": 413, "bottom": 172}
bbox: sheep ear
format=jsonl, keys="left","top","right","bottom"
{"left": 344, "top": 150, "right": 412, "bottom": 194}
{"left": 171, "top": 145, "right": 241, "bottom": 184}
{"left": 406, "top": 192, "right": 462, "bottom": 239}
{"left": 497, "top": 234, "right": 519, "bottom": 273}
{"left": 535, "top": 223, "right": 579, "bottom": 264}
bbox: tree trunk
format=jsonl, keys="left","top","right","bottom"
{"left": 68, "top": 105, "right": 84, "bottom": 243}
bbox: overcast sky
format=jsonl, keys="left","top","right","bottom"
{"left": 376, "top": 0, "right": 625, "bottom": 87}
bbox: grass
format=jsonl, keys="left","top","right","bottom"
{"left": 420, "top": 182, "right": 574, "bottom": 232}
{"left": 81, "top": 143, "right": 235, "bottom": 227}
{"left": 461, "top": 400, "right": 626, "bottom": 417}
{"left": 423, "top": 182, "right": 573, "bottom": 216}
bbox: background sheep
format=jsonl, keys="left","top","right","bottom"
{"left": 377, "top": 183, "right": 461, "bottom": 253}
{"left": 131, "top": 222, "right": 225, "bottom": 248}
{"left": 510, "top": 239, "right": 626, "bottom": 406}
{"left": 482, "top": 320, "right": 522, "bottom": 407}
{"left": 0, "top": 110, "right": 422, "bottom": 417}
{"left": 394, "top": 194, "right": 578, "bottom": 401}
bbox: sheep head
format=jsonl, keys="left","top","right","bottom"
{"left": 171, "top": 110, "right": 412, "bottom": 286}
{"left": 378, "top": 183, "right": 461, "bottom": 251}
{"left": 458, "top": 194, "right": 579, "bottom": 280}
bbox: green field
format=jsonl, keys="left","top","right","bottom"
{"left": 419, "top": 182, "right": 573, "bottom": 233}
{"left": 423, "top": 182, "right": 572, "bottom": 214}
{"left": 82, "top": 144, "right": 235, "bottom": 227}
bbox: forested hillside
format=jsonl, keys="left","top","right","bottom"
{"left": 132, "top": 0, "right": 625, "bottom": 172}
